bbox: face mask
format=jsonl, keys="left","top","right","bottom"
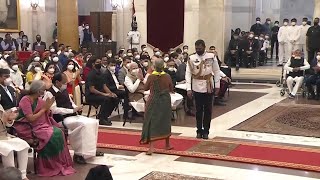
{"left": 34, "top": 67, "right": 42, "bottom": 72}
{"left": 143, "top": 48, "right": 147, "bottom": 52}
{"left": 107, "top": 53, "right": 112, "bottom": 58}
{"left": 22, "top": 38, "right": 27, "bottom": 42}
{"left": 302, "top": 21, "right": 307, "bottom": 25}
{"left": 4, "top": 54, "right": 9, "bottom": 59}
{"left": 168, "top": 67, "right": 176, "bottom": 72}
{"left": 317, "top": 55, "right": 320, "bottom": 61}
{"left": 95, "top": 64, "right": 102, "bottom": 70}
{"left": 60, "top": 84, "right": 67, "bottom": 91}
{"left": 164, "top": 57, "right": 169, "bottom": 62}
{"left": 265, "top": 36, "right": 269, "bottom": 40}
{"left": 135, "top": 55, "right": 140, "bottom": 60}
{"left": 267, "top": 21, "right": 271, "bottom": 24}
{"left": 254, "top": 36, "right": 259, "bottom": 40}
{"left": 109, "top": 66, "right": 116, "bottom": 73}
{"left": 155, "top": 51, "right": 161, "bottom": 56}
{"left": 122, "top": 53, "right": 127, "bottom": 57}
{"left": 67, "top": 65, "right": 74, "bottom": 70}
{"left": 4, "top": 78, "right": 12, "bottom": 86}
{"left": 249, "top": 34, "right": 254, "bottom": 38}
{"left": 50, "top": 48, "right": 55, "bottom": 53}
{"left": 256, "top": 21, "right": 261, "bottom": 24}
{"left": 127, "top": 53, "right": 133, "bottom": 56}
{"left": 294, "top": 56, "right": 301, "bottom": 59}
{"left": 132, "top": 69, "right": 139, "bottom": 75}
{"left": 53, "top": 57, "right": 59, "bottom": 62}
{"left": 291, "top": 22, "right": 296, "bottom": 26}
{"left": 48, "top": 68, "right": 55, "bottom": 74}
{"left": 12, "top": 65, "right": 19, "bottom": 71}
{"left": 259, "top": 37, "right": 264, "bottom": 41}
{"left": 68, "top": 49, "right": 72, "bottom": 53}
{"left": 274, "top": 23, "right": 279, "bottom": 26}
{"left": 284, "top": 22, "right": 288, "bottom": 26}
{"left": 64, "top": 52, "right": 69, "bottom": 56}
{"left": 142, "top": 62, "right": 148, "bottom": 67}
{"left": 85, "top": 26, "right": 89, "bottom": 29}
{"left": 183, "top": 49, "right": 188, "bottom": 53}
{"left": 34, "top": 57, "right": 40, "bottom": 62}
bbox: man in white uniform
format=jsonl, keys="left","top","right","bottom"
{"left": 127, "top": 17, "right": 141, "bottom": 50}
{"left": 299, "top": 17, "right": 311, "bottom": 60}
{"left": 278, "top": 19, "right": 290, "bottom": 66}
{"left": 43, "top": 73, "right": 102, "bottom": 164}
{"left": 0, "top": 0, "right": 9, "bottom": 27}
{"left": 186, "top": 40, "right": 220, "bottom": 139}
{"left": 287, "top": 18, "right": 301, "bottom": 57}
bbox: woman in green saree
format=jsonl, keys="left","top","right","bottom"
{"left": 140, "top": 58, "right": 174, "bottom": 155}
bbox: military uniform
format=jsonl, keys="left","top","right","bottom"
{"left": 127, "top": 30, "right": 141, "bottom": 50}
{"left": 185, "top": 52, "right": 220, "bottom": 136}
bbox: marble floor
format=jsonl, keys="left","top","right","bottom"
{"left": 29, "top": 83, "right": 320, "bottom": 180}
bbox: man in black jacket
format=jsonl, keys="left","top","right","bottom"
{"left": 226, "top": 33, "right": 241, "bottom": 70}
{"left": 250, "top": 17, "right": 265, "bottom": 36}
{"left": 240, "top": 32, "right": 259, "bottom": 68}
{"left": 0, "top": 68, "right": 16, "bottom": 110}
{"left": 32, "top": 34, "right": 46, "bottom": 52}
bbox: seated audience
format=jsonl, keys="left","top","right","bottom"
{"left": 0, "top": 68, "right": 17, "bottom": 110}
{"left": 9, "top": 61, "right": 24, "bottom": 91}
{"left": 85, "top": 57, "right": 118, "bottom": 126}
{"left": 139, "top": 55, "right": 150, "bottom": 77}
{"left": 52, "top": 56, "right": 63, "bottom": 73}
{"left": 58, "top": 48, "right": 69, "bottom": 67}
{"left": 42, "top": 62, "right": 56, "bottom": 89}
{"left": 63, "top": 60, "right": 81, "bottom": 96}
{"left": 1, "top": 33, "right": 16, "bottom": 51}
{"left": 0, "top": 105, "right": 30, "bottom": 180}
{"left": 306, "top": 51, "right": 320, "bottom": 100}
{"left": 43, "top": 73, "right": 101, "bottom": 164}
{"left": 101, "top": 56, "right": 108, "bottom": 73}
{"left": 14, "top": 80, "right": 75, "bottom": 176}
{"left": 41, "top": 51, "right": 51, "bottom": 69}
{"left": 226, "top": 33, "right": 241, "bottom": 69}
{"left": 284, "top": 50, "right": 310, "bottom": 99}
{"left": 25, "top": 63, "right": 42, "bottom": 89}
{"left": 104, "top": 58, "right": 130, "bottom": 119}
{"left": 241, "top": 32, "right": 259, "bottom": 68}
{"left": 19, "top": 35, "right": 30, "bottom": 51}
{"left": 117, "top": 56, "right": 132, "bottom": 85}
{"left": 32, "top": 35, "right": 46, "bottom": 52}
{"left": 124, "top": 62, "right": 145, "bottom": 102}
{"left": 164, "top": 59, "right": 177, "bottom": 87}
{"left": 82, "top": 56, "right": 95, "bottom": 81}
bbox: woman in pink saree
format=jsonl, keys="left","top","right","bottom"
{"left": 14, "top": 80, "right": 75, "bottom": 177}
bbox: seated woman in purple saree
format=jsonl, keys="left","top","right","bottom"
{"left": 14, "top": 80, "right": 75, "bottom": 177}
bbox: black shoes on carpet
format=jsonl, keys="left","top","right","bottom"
{"left": 99, "top": 119, "right": 112, "bottom": 126}
{"left": 196, "top": 133, "right": 209, "bottom": 140}
{"left": 73, "top": 155, "right": 87, "bottom": 164}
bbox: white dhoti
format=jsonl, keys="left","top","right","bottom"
{"left": 0, "top": 137, "right": 30, "bottom": 179}
{"left": 286, "top": 76, "right": 304, "bottom": 96}
{"left": 63, "top": 116, "right": 99, "bottom": 159}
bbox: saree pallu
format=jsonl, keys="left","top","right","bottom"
{"left": 140, "top": 79, "right": 172, "bottom": 144}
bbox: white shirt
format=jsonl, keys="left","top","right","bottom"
{"left": 299, "top": 24, "right": 311, "bottom": 45}
{"left": 43, "top": 85, "right": 77, "bottom": 115}
{"left": 284, "top": 58, "right": 310, "bottom": 73}
{"left": 124, "top": 76, "right": 141, "bottom": 93}
{"left": 185, "top": 52, "right": 220, "bottom": 92}
{"left": 287, "top": 25, "right": 301, "bottom": 44}
{"left": 10, "top": 69, "right": 24, "bottom": 90}
{"left": 127, "top": 31, "right": 141, "bottom": 44}
{"left": 111, "top": 72, "right": 121, "bottom": 90}
{"left": 278, "top": 26, "right": 290, "bottom": 43}
{"left": 0, "top": 59, "right": 9, "bottom": 69}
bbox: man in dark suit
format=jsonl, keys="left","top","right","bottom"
{"left": 32, "top": 34, "right": 46, "bottom": 52}
{"left": 0, "top": 68, "right": 16, "bottom": 110}
{"left": 104, "top": 58, "right": 130, "bottom": 119}
{"left": 240, "top": 32, "right": 259, "bottom": 68}
{"left": 117, "top": 56, "right": 132, "bottom": 85}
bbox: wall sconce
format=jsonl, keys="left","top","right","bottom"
{"left": 30, "top": 0, "right": 39, "bottom": 11}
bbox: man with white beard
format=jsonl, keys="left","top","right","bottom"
{"left": 278, "top": 19, "right": 290, "bottom": 66}
{"left": 287, "top": 18, "right": 301, "bottom": 57}
{"left": 299, "top": 17, "right": 311, "bottom": 60}
{"left": 0, "top": 0, "right": 9, "bottom": 28}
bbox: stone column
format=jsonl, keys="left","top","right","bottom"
{"left": 314, "top": 0, "right": 320, "bottom": 18}
{"left": 184, "top": 0, "right": 200, "bottom": 51}
{"left": 57, "top": 0, "right": 79, "bottom": 50}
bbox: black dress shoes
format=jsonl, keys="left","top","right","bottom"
{"left": 196, "top": 133, "right": 202, "bottom": 139}
{"left": 99, "top": 119, "right": 112, "bottom": 126}
{"left": 202, "top": 134, "right": 209, "bottom": 139}
{"left": 73, "top": 155, "right": 87, "bottom": 164}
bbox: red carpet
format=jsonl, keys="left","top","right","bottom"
{"left": 97, "top": 129, "right": 320, "bottom": 172}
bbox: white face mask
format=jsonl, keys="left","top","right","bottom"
{"left": 143, "top": 62, "right": 149, "bottom": 67}
{"left": 183, "top": 49, "right": 188, "bottom": 53}
{"left": 274, "top": 23, "right": 279, "bottom": 26}
{"left": 259, "top": 37, "right": 264, "bottom": 41}
{"left": 60, "top": 84, "right": 67, "bottom": 91}
{"left": 168, "top": 67, "right": 176, "bottom": 72}
{"left": 143, "top": 48, "right": 147, "bottom": 52}
{"left": 135, "top": 55, "right": 140, "bottom": 60}
{"left": 302, "top": 21, "right": 307, "bottom": 25}
{"left": 164, "top": 57, "right": 169, "bottom": 62}
{"left": 256, "top": 21, "right": 261, "bottom": 24}
{"left": 34, "top": 57, "right": 40, "bottom": 62}
{"left": 109, "top": 66, "right": 116, "bottom": 73}
{"left": 127, "top": 53, "right": 133, "bottom": 56}
{"left": 284, "top": 22, "right": 288, "bottom": 26}
{"left": 267, "top": 21, "right": 271, "bottom": 24}
{"left": 4, "top": 54, "right": 9, "bottom": 59}
{"left": 34, "top": 67, "right": 42, "bottom": 73}
{"left": 64, "top": 52, "right": 69, "bottom": 56}
{"left": 50, "top": 48, "right": 55, "bottom": 53}
{"left": 155, "top": 51, "right": 161, "bottom": 56}
{"left": 291, "top": 22, "right": 296, "bottom": 26}
{"left": 4, "top": 78, "right": 12, "bottom": 86}
{"left": 12, "top": 65, "right": 19, "bottom": 71}
{"left": 317, "top": 55, "right": 320, "bottom": 61}
{"left": 68, "top": 49, "right": 72, "bottom": 53}
{"left": 249, "top": 34, "right": 254, "bottom": 38}
{"left": 48, "top": 68, "right": 55, "bottom": 74}
{"left": 67, "top": 64, "right": 74, "bottom": 70}
{"left": 85, "top": 26, "right": 89, "bottom": 29}
{"left": 53, "top": 57, "right": 59, "bottom": 62}
{"left": 107, "top": 53, "right": 112, "bottom": 58}
{"left": 22, "top": 38, "right": 27, "bottom": 42}
{"left": 123, "top": 53, "right": 127, "bottom": 57}
{"left": 132, "top": 69, "right": 139, "bottom": 75}
{"left": 254, "top": 36, "right": 259, "bottom": 40}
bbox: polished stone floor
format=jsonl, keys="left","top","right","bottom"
{"left": 27, "top": 83, "right": 320, "bottom": 180}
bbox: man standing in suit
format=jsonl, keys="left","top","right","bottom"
{"left": 32, "top": 34, "right": 46, "bottom": 52}
{"left": 0, "top": 68, "right": 16, "bottom": 110}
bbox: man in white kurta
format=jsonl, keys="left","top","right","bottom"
{"left": 299, "top": 18, "right": 311, "bottom": 60}
{"left": 0, "top": 0, "right": 9, "bottom": 25}
{"left": 287, "top": 18, "right": 301, "bottom": 56}
{"left": 43, "top": 73, "right": 100, "bottom": 164}
{"left": 278, "top": 19, "right": 290, "bottom": 65}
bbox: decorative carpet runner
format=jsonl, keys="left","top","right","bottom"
{"left": 140, "top": 171, "right": 219, "bottom": 180}
{"left": 97, "top": 129, "right": 320, "bottom": 172}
